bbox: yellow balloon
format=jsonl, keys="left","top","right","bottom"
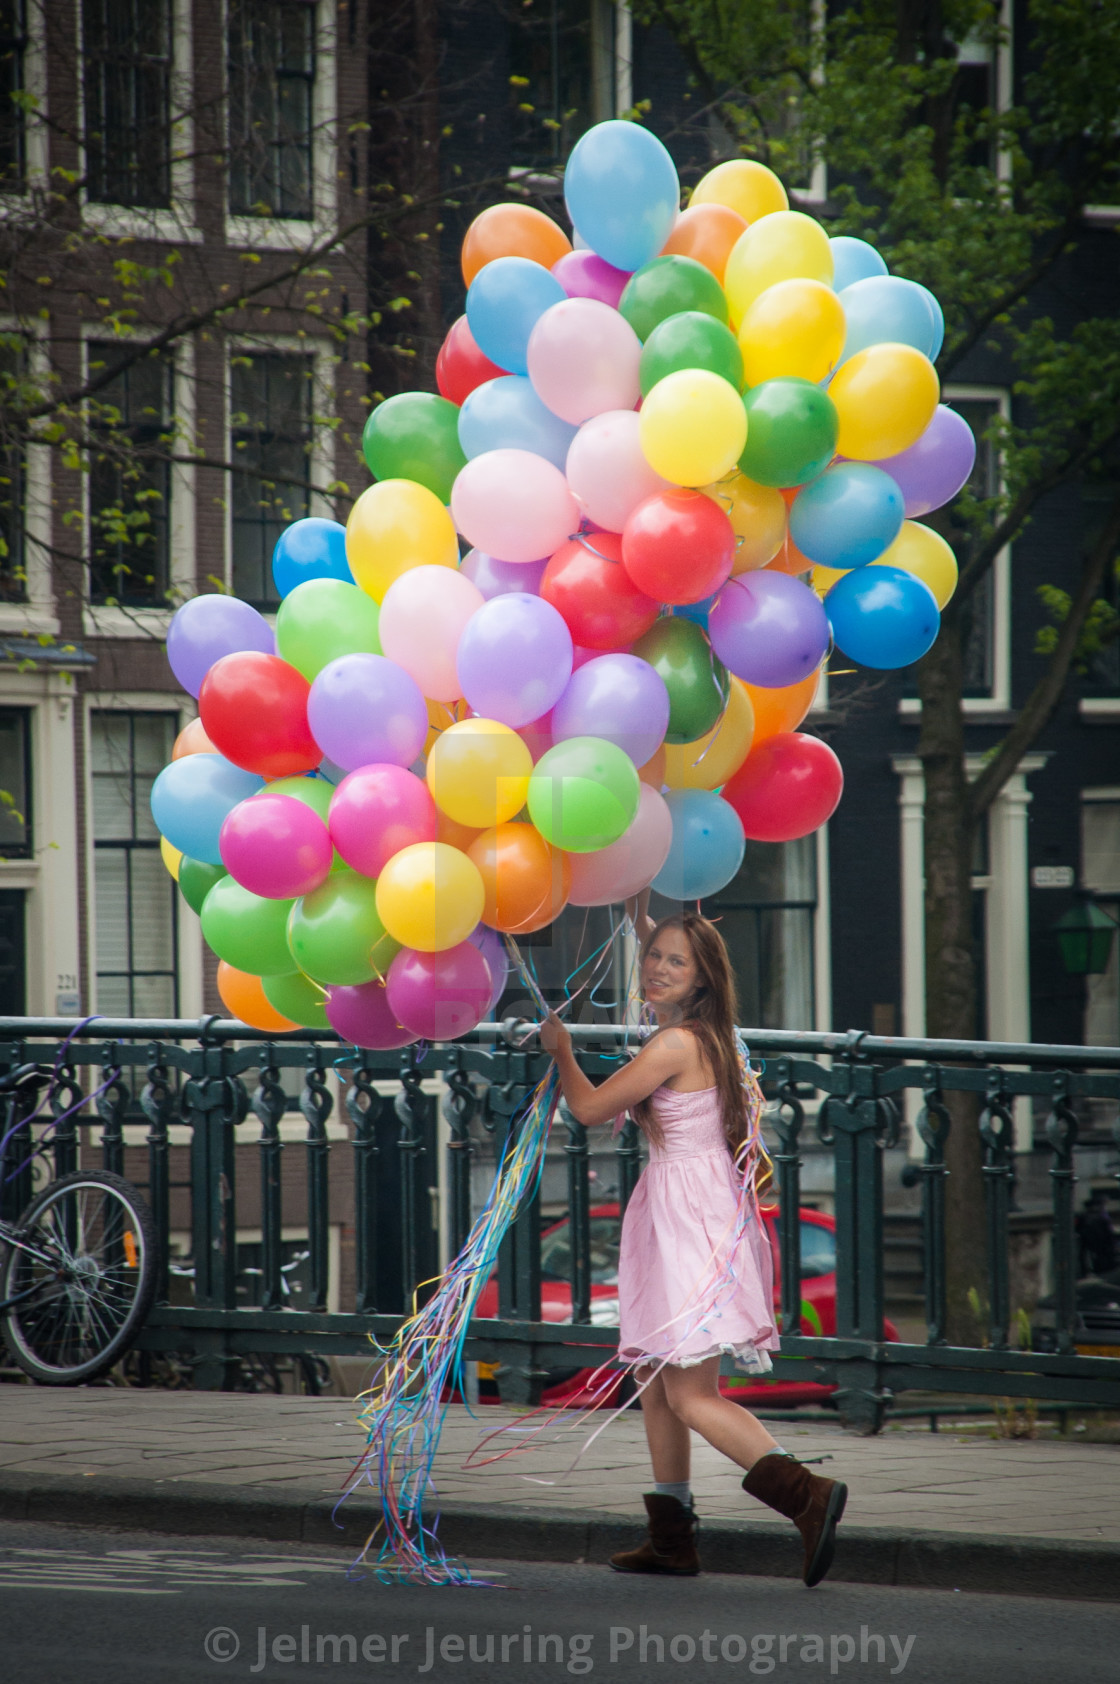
{"left": 811, "top": 563, "right": 849, "bottom": 597}
{"left": 829, "top": 343, "right": 939, "bottom": 461}
{"left": 427, "top": 718, "right": 533, "bottom": 829}
{"left": 690, "top": 159, "right": 788, "bottom": 225}
{"left": 738, "top": 278, "right": 846, "bottom": 387}
{"left": 703, "top": 472, "right": 787, "bottom": 573}
{"left": 663, "top": 677, "right": 755, "bottom": 789}
{"left": 874, "top": 521, "right": 958, "bottom": 608}
{"left": 639, "top": 368, "right": 748, "bottom": 487}
{"left": 374, "top": 841, "right": 485, "bottom": 953}
{"left": 346, "top": 479, "right": 459, "bottom": 602}
{"left": 723, "top": 211, "right": 833, "bottom": 330}
{"left": 159, "top": 836, "right": 182, "bottom": 881}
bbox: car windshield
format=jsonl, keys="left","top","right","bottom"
{"left": 541, "top": 1216, "right": 620, "bottom": 1286}
{"left": 799, "top": 1219, "right": 836, "bottom": 1279}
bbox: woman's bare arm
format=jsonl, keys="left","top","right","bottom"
{"left": 539, "top": 1014, "right": 690, "bottom": 1127}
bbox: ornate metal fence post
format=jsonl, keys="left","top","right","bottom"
{"left": 0, "top": 1048, "right": 36, "bottom": 1222}
{"left": 395, "top": 1048, "right": 428, "bottom": 1308}
{"left": 96, "top": 1050, "right": 127, "bottom": 1178}
{"left": 441, "top": 1051, "right": 477, "bottom": 1259}
{"left": 301, "top": 1056, "right": 333, "bottom": 1313}
{"left": 770, "top": 1058, "right": 805, "bottom": 1336}
{"left": 252, "top": 1059, "right": 287, "bottom": 1311}
{"left": 915, "top": 1070, "right": 951, "bottom": 1346}
{"left": 183, "top": 1035, "right": 244, "bottom": 1388}
{"left": 51, "top": 1061, "right": 82, "bottom": 1182}
{"left": 979, "top": 1073, "right": 1014, "bottom": 1350}
{"left": 1045, "top": 1074, "right": 1080, "bottom": 1355}
{"left": 348, "top": 1065, "right": 381, "bottom": 1314}
{"left": 562, "top": 1098, "right": 591, "bottom": 1325}
{"left": 487, "top": 1060, "right": 545, "bottom": 1406}
{"left": 140, "top": 1048, "right": 173, "bottom": 1306}
{"left": 614, "top": 1116, "right": 642, "bottom": 1216}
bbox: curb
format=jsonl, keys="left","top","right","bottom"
{"left": 0, "top": 1471, "right": 1116, "bottom": 1602}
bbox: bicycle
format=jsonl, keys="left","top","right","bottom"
{"left": 0, "top": 1061, "right": 158, "bottom": 1384}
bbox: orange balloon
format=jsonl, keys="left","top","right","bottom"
{"left": 172, "top": 718, "right": 218, "bottom": 759}
{"left": 435, "top": 808, "right": 483, "bottom": 853}
{"left": 468, "top": 823, "right": 571, "bottom": 934}
{"left": 741, "top": 670, "right": 820, "bottom": 744}
{"left": 779, "top": 486, "right": 799, "bottom": 509}
{"left": 661, "top": 203, "right": 748, "bottom": 283}
{"left": 638, "top": 744, "right": 667, "bottom": 788}
{"left": 217, "top": 962, "right": 299, "bottom": 1033}
{"left": 768, "top": 532, "right": 813, "bottom": 576}
{"left": 461, "top": 204, "right": 572, "bottom": 286}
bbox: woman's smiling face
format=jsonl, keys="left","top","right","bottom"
{"left": 641, "top": 924, "right": 699, "bottom": 1015}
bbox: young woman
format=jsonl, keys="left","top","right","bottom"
{"left": 540, "top": 911, "right": 847, "bottom": 1586}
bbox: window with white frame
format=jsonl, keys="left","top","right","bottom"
{"left": 91, "top": 710, "right": 179, "bottom": 1016}
{"left": 0, "top": 334, "right": 27, "bottom": 601}
{"left": 1082, "top": 797, "right": 1120, "bottom": 1050}
{"left": 230, "top": 350, "right": 314, "bottom": 606}
{"left": 82, "top": 0, "right": 173, "bottom": 209}
{"left": 704, "top": 838, "right": 818, "bottom": 1031}
{"left": 87, "top": 342, "right": 174, "bottom": 606}
{"left": 228, "top": 0, "right": 317, "bottom": 219}
{"left": 508, "top": 0, "right": 618, "bottom": 174}
{"left": 0, "top": 0, "right": 27, "bottom": 192}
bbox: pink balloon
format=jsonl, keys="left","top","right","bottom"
{"left": 552, "top": 249, "right": 631, "bottom": 308}
{"left": 566, "top": 410, "right": 672, "bottom": 535}
{"left": 328, "top": 764, "right": 437, "bottom": 880}
{"left": 451, "top": 448, "right": 580, "bottom": 564}
{"left": 218, "top": 793, "right": 332, "bottom": 899}
{"left": 567, "top": 784, "right": 673, "bottom": 906}
{"left": 527, "top": 298, "right": 642, "bottom": 426}
{"left": 386, "top": 942, "right": 493, "bottom": 1041}
{"left": 379, "top": 565, "right": 484, "bottom": 702}
{"left": 325, "top": 977, "right": 419, "bottom": 1050}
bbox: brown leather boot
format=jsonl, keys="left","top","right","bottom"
{"left": 609, "top": 1493, "right": 700, "bottom": 1575}
{"left": 742, "top": 1452, "right": 847, "bottom": 1587}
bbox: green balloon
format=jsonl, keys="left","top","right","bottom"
{"left": 286, "top": 871, "right": 401, "bottom": 986}
{"left": 178, "top": 857, "right": 227, "bottom": 915}
{"left": 200, "top": 878, "right": 295, "bottom": 975}
{"left": 527, "top": 738, "right": 640, "bottom": 854}
{"left": 263, "top": 970, "right": 329, "bottom": 1031}
{"left": 739, "top": 378, "right": 839, "bottom": 489}
{"left": 275, "top": 579, "right": 381, "bottom": 681}
{"left": 362, "top": 392, "right": 467, "bottom": 503}
{"left": 619, "top": 256, "right": 729, "bottom": 342}
{"left": 640, "top": 311, "right": 744, "bottom": 397}
{"left": 632, "top": 618, "right": 730, "bottom": 745}
{"left": 254, "top": 773, "right": 347, "bottom": 872}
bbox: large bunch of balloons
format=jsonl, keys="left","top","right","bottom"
{"left": 151, "top": 121, "right": 969, "bottom": 1046}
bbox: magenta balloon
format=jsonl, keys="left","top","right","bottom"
{"left": 218, "top": 793, "right": 332, "bottom": 899}
{"left": 467, "top": 922, "right": 509, "bottom": 1014}
{"left": 456, "top": 592, "right": 574, "bottom": 727}
{"left": 386, "top": 942, "right": 493, "bottom": 1041}
{"left": 552, "top": 249, "right": 631, "bottom": 308}
{"left": 307, "top": 653, "right": 428, "bottom": 771}
{"left": 568, "top": 784, "right": 674, "bottom": 906}
{"left": 460, "top": 549, "right": 548, "bottom": 600}
{"left": 328, "top": 765, "right": 437, "bottom": 880}
{"left": 869, "top": 405, "right": 977, "bottom": 518}
{"left": 551, "top": 653, "right": 669, "bottom": 768}
{"left": 325, "top": 977, "right": 419, "bottom": 1050}
{"left": 708, "top": 573, "right": 830, "bottom": 689}
{"left": 167, "top": 595, "right": 274, "bottom": 697}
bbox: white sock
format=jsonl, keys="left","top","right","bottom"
{"left": 653, "top": 1480, "right": 692, "bottom": 1506}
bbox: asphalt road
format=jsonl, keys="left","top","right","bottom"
{"left": 0, "top": 1520, "right": 1115, "bottom": 1684}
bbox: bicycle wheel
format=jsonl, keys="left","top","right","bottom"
{"left": 0, "top": 1169, "right": 158, "bottom": 1385}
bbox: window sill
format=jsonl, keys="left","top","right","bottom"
{"left": 1079, "top": 697, "right": 1120, "bottom": 718}
{"left": 0, "top": 605, "right": 60, "bottom": 637}
{"left": 81, "top": 202, "right": 204, "bottom": 244}
{"left": 83, "top": 605, "right": 173, "bottom": 640}
{"left": 1084, "top": 205, "right": 1120, "bottom": 228}
{"left": 225, "top": 215, "right": 338, "bottom": 252}
{"left": 897, "top": 696, "right": 1014, "bottom": 721}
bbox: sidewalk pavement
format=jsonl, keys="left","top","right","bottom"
{"left": 0, "top": 1389, "right": 1117, "bottom": 1600}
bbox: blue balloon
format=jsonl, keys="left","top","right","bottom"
{"left": 790, "top": 464, "right": 905, "bottom": 569}
{"left": 564, "top": 120, "right": 679, "bottom": 273}
{"left": 150, "top": 754, "right": 263, "bottom": 865}
{"left": 829, "top": 236, "right": 888, "bottom": 293}
{"left": 913, "top": 282, "right": 945, "bottom": 360}
{"left": 838, "top": 276, "right": 937, "bottom": 364}
{"left": 826, "top": 564, "right": 940, "bottom": 670}
{"left": 465, "top": 257, "right": 567, "bottom": 376}
{"left": 272, "top": 518, "right": 352, "bottom": 598}
{"left": 651, "top": 789, "right": 745, "bottom": 902}
{"left": 458, "top": 375, "right": 578, "bottom": 471}
{"left": 672, "top": 592, "right": 718, "bottom": 629}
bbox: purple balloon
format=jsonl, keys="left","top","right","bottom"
{"left": 386, "top": 942, "right": 493, "bottom": 1041}
{"left": 456, "top": 593, "right": 574, "bottom": 728}
{"left": 551, "top": 653, "right": 669, "bottom": 768}
{"left": 166, "top": 596, "right": 274, "bottom": 698}
{"left": 709, "top": 573, "right": 830, "bottom": 689}
{"left": 460, "top": 549, "right": 549, "bottom": 601}
{"left": 325, "top": 977, "right": 419, "bottom": 1050}
{"left": 219, "top": 793, "right": 332, "bottom": 899}
{"left": 551, "top": 250, "right": 631, "bottom": 309}
{"left": 468, "top": 922, "right": 509, "bottom": 1015}
{"left": 870, "top": 405, "right": 977, "bottom": 518}
{"left": 307, "top": 653, "right": 427, "bottom": 772}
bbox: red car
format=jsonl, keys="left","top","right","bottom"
{"left": 474, "top": 1202, "right": 898, "bottom": 1408}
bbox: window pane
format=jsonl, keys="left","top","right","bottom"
{"left": 96, "top": 973, "right": 132, "bottom": 1016}
{"left": 83, "top": 0, "right": 172, "bottom": 208}
{"left": 228, "top": 0, "right": 315, "bottom": 219}
{"left": 94, "top": 849, "right": 129, "bottom": 972}
{"left": 799, "top": 1219, "right": 836, "bottom": 1279}
{"left": 130, "top": 849, "right": 175, "bottom": 969}
{"left": 91, "top": 712, "right": 134, "bottom": 840}
{"left": 230, "top": 353, "right": 312, "bottom": 605}
{"left": 0, "top": 0, "right": 26, "bottom": 191}
{"left": 508, "top": 0, "right": 595, "bottom": 171}
{"left": 0, "top": 708, "right": 29, "bottom": 854}
{"left": 87, "top": 344, "right": 173, "bottom": 606}
{"left": 0, "top": 338, "right": 27, "bottom": 601}
{"left": 705, "top": 839, "right": 817, "bottom": 1030}
{"left": 952, "top": 397, "right": 1000, "bottom": 695}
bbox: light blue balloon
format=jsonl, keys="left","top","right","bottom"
{"left": 458, "top": 375, "right": 578, "bottom": 471}
{"left": 826, "top": 564, "right": 940, "bottom": 670}
{"left": 465, "top": 257, "right": 566, "bottom": 376}
{"left": 150, "top": 754, "right": 263, "bottom": 865}
{"left": 829, "top": 236, "right": 888, "bottom": 293}
{"left": 838, "top": 276, "right": 937, "bottom": 364}
{"left": 790, "top": 464, "right": 905, "bottom": 570}
{"left": 564, "top": 119, "right": 679, "bottom": 273}
{"left": 913, "top": 282, "right": 945, "bottom": 360}
{"left": 672, "top": 593, "right": 718, "bottom": 629}
{"left": 651, "top": 789, "right": 745, "bottom": 902}
{"left": 272, "top": 518, "right": 352, "bottom": 598}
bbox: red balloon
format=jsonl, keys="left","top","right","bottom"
{"left": 435, "top": 314, "right": 505, "bottom": 406}
{"left": 622, "top": 489, "right": 735, "bottom": 605}
{"left": 199, "top": 652, "right": 319, "bottom": 779}
{"left": 722, "top": 731, "right": 843, "bottom": 842}
{"left": 541, "top": 532, "right": 660, "bottom": 650}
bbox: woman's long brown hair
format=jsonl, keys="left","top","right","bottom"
{"left": 632, "top": 913, "right": 749, "bottom": 1157}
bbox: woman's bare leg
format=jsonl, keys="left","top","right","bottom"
{"left": 635, "top": 1364, "right": 692, "bottom": 1484}
{"left": 661, "top": 1357, "right": 780, "bottom": 1471}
